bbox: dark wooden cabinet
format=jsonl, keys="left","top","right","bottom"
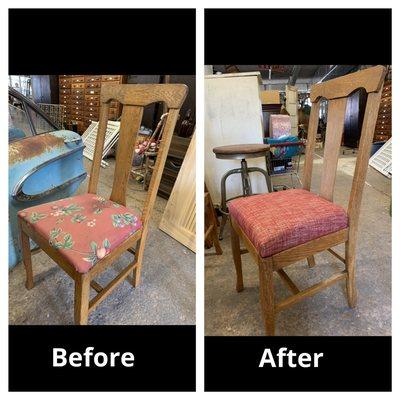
{"left": 158, "top": 135, "right": 191, "bottom": 199}
{"left": 343, "top": 89, "right": 367, "bottom": 148}
{"left": 31, "top": 75, "right": 59, "bottom": 104}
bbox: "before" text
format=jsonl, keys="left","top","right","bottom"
{"left": 52, "top": 347, "right": 135, "bottom": 368}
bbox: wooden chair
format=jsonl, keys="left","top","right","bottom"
{"left": 229, "top": 66, "right": 386, "bottom": 335}
{"left": 18, "top": 83, "right": 188, "bottom": 325}
{"left": 204, "top": 183, "right": 222, "bottom": 255}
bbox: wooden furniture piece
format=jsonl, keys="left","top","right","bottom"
{"left": 204, "top": 184, "right": 222, "bottom": 255}
{"left": 59, "top": 75, "right": 127, "bottom": 134}
{"left": 158, "top": 135, "right": 191, "bottom": 199}
{"left": 261, "top": 90, "right": 282, "bottom": 138}
{"left": 229, "top": 66, "right": 386, "bottom": 335}
{"left": 213, "top": 144, "right": 271, "bottom": 239}
{"left": 159, "top": 132, "right": 196, "bottom": 253}
{"left": 260, "top": 90, "right": 280, "bottom": 105}
{"left": 374, "top": 72, "right": 391, "bottom": 141}
{"left": 31, "top": 75, "right": 59, "bottom": 105}
{"left": 18, "top": 83, "right": 188, "bottom": 325}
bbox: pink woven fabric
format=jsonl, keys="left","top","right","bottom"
{"left": 269, "top": 114, "right": 291, "bottom": 138}
{"left": 229, "top": 189, "right": 348, "bottom": 258}
{"left": 18, "top": 194, "right": 142, "bottom": 273}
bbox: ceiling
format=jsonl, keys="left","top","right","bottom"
{"left": 211, "top": 65, "right": 362, "bottom": 89}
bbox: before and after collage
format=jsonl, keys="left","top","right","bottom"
{"left": 4, "top": 5, "right": 394, "bottom": 395}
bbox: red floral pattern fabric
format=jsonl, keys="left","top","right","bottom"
{"left": 18, "top": 194, "right": 142, "bottom": 273}
{"left": 229, "top": 189, "right": 348, "bottom": 258}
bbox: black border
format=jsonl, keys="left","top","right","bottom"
{"left": 205, "top": 8, "right": 392, "bottom": 65}
{"left": 205, "top": 336, "right": 392, "bottom": 391}
{"left": 9, "top": 8, "right": 196, "bottom": 75}
{"left": 9, "top": 325, "right": 196, "bottom": 391}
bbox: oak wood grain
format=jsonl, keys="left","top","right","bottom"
{"left": 319, "top": 97, "right": 347, "bottom": 201}
{"left": 310, "top": 65, "right": 386, "bottom": 102}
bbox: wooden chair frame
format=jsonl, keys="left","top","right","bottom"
{"left": 19, "top": 83, "right": 188, "bottom": 325}
{"left": 230, "top": 66, "right": 386, "bottom": 335}
{"left": 205, "top": 183, "right": 222, "bottom": 256}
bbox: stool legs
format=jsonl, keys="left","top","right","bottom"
{"left": 220, "top": 168, "right": 240, "bottom": 240}
{"left": 219, "top": 160, "right": 272, "bottom": 240}
{"left": 247, "top": 166, "right": 273, "bottom": 193}
{"left": 240, "top": 159, "right": 253, "bottom": 196}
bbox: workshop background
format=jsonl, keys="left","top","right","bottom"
{"left": 9, "top": 74, "right": 196, "bottom": 325}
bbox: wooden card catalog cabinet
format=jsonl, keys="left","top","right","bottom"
{"left": 59, "top": 75, "right": 127, "bottom": 134}
{"left": 159, "top": 132, "right": 196, "bottom": 252}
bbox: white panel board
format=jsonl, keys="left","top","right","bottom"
{"left": 369, "top": 138, "right": 392, "bottom": 178}
{"left": 285, "top": 85, "right": 298, "bottom": 136}
{"left": 82, "top": 121, "right": 120, "bottom": 168}
{"left": 205, "top": 72, "right": 267, "bottom": 204}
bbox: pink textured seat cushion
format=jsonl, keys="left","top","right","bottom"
{"left": 229, "top": 189, "right": 348, "bottom": 258}
{"left": 18, "top": 194, "right": 142, "bottom": 273}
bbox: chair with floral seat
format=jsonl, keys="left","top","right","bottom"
{"left": 229, "top": 66, "right": 386, "bottom": 335}
{"left": 18, "top": 83, "right": 188, "bottom": 324}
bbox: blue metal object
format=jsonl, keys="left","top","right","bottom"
{"left": 9, "top": 130, "right": 87, "bottom": 268}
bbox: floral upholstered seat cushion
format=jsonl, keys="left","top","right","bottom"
{"left": 229, "top": 189, "right": 348, "bottom": 258}
{"left": 18, "top": 194, "right": 142, "bottom": 274}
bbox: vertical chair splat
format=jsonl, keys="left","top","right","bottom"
{"left": 302, "top": 99, "right": 321, "bottom": 191}
{"left": 319, "top": 97, "right": 347, "bottom": 201}
{"left": 88, "top": 102, "right": 110, "bottom": 194}
{"left": 110, "top": 106, "right": 144, "bottom": 205}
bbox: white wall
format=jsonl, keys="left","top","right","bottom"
{"left": 205, "top": 72, "right": 268, "bottom": 204}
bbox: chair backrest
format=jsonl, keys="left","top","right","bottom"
{"left": 88, "top": 83, "right": 188, "bottom": 227}
{"left": 303, "top": 65, "right": 386, "bottom": 231}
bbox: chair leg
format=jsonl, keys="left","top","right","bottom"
{"left": 212, "top": 225, "right": 223, "bottom": 255}
{"left": 307, "top": 255, "right": 316, "bottom": 268}
{"left": 132, "top": 239, "right": 144, "bottom": 287}
{"left": 230, "top": 221, "right": 243, "bottom": 292}
{"left": 74, "top": 274, "right": 90, "bottom": 325}
{"left": 345, "top": 239, "right": 357, "bottom": 308}
{"left": 219, "top": 214, "right": 228, "bottom": 240}
{"left": 20, "top": 227, "right": 34, "bottom": 290}
{"left": 258, "top": 259, "right": 275, "bottom": 336}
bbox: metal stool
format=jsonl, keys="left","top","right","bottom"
{"left": 213, "top": 144, "right": 272, "bottom": 239}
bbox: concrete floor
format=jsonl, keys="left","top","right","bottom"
{"left": 9, "top": 158, "right": 196, "bottom": 325}
{"left": 205, "top": 149, "right": 391, "bottom": 336}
